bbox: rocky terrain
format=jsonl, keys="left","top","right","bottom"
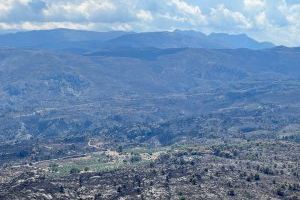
{"left": 0, "top": 141, "right": 299, "bottom": 200}
{"left": 0, "top": 29, "right": 299, "bottom": 199}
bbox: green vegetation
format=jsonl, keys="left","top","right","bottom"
{"left": 70, "top": 167, "right": 80, "bottom": 174}
{"left": 49, "top": 163, "right": 59, "bottom": 173}
{"left": 47, "top": 151, "right": 155, "bottom": 177}
{"left": 130, "top": 154, "right": 142, "bottom": 163}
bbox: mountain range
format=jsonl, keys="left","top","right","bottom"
{"left": 0, "top": 28, "right": 299, "bottom": 145}
{"left": 0, "top": 29, "right": 274, "bottom": 54}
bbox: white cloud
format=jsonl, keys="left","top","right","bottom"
{"left": 0, "top": 21, "right": 94, "bottom": 30}
{"left": 244, "top": 0, "right": 265, "bottom": 10}
{"left": 43, "top": 0, "right": 118, "bottom": 22}
{"left": 0, "top": 0, "right": 299, "bottom": 45}
{"left": 169, "top": 0, "right": 206, "bottom": 24}
{"left": 255, "top": 11, "right": 269, "bottom": 27}
{"left": 0, "top": 0, "right": 47, "bottom": 23}
{"left": 210, "top": 4, "right": 252, "bottom": 31}
{"left": 278, "top": 1, "right": 300, "bottom": 27}
{"left": 136, "top": 10, "right": 153, "bottom": 22}
{"left": 0, "top": 2, "right": 11, "bottom": 18}
{"left": 171, "top": 0, "right": 203, "bottom": 16}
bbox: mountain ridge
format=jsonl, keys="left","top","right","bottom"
{"left": 0, "top": 29, "right": 275, "bottom": 53}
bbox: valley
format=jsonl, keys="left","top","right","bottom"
{"left": 0, "top": 29, "right": 299, "bottom": 199}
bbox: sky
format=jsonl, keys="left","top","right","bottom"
{"left": 0, "top": 0, "right": 300, "bottom": 46}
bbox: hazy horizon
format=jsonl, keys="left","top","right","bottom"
{"left": 0, "top": 0, "right": 300, "bottom": 46}
{"left": 0, "top": 27, "right": 294, "bottom": 48}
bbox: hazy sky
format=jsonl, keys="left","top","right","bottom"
{"left": 0, "top": 0, "right": 300, "bottom": 46}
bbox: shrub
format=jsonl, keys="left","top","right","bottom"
{"left": 131, "top": 154, "right": 142, "bottom": 163}
{"left": 276, "top": 188, "right": 285, "bottom": 197}
{"left": 49, "top": 163, "right": 59, "bottom": 173}
{"left": 228, "top": 190, "right": 235, "bottom": 196}
{"left": 254, "top": 173, "right": 260, "bottom": 181}
{"left": 70, "top": 167, "right": 81, "bottom": 174}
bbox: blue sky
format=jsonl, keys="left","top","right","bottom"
{"left": 0, "top": 0, "right": 300, "bottom": 46}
